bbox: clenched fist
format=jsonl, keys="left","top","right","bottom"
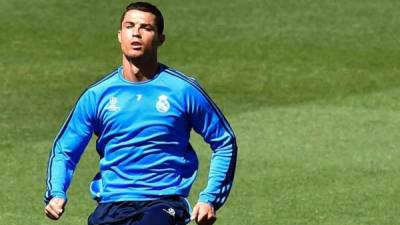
{"left": 44, "top": 197, "right": 66, "bottom": 220}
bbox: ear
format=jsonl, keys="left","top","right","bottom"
{"left": 117, "top": 30, "right": 122, "bottom": 43}
{"left": 158, "top": 34, "right": 165, "bottom": 46}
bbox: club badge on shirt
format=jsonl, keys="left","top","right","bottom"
{"left": 156, "top": 95, "right": 170, "bottom": 113}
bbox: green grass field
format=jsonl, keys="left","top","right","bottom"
{"left": 1, "top": 0, "right": 400, "bottom": 224}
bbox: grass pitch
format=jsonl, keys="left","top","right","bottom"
{"left": 1, "top": 0, "right": 400, "bottom": 224}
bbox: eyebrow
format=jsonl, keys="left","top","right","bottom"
{"left": 123, "top": 21, "right": 153, "bottom": 27}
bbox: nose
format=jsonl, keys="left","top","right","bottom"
{"left": 132, "top": 27, "right": 141, "bottom": 38}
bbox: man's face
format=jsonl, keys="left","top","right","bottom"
{"left": 118, "top": 9, "right": 164, "bottom": 60}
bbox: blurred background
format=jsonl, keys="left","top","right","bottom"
{"left": 1, "top": 0, "right": 400, "bottom": 224}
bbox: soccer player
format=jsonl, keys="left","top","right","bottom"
{"left": 44, "top": 2, "right": 237, "bottom": 225}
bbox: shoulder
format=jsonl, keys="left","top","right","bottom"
{"left": 75, "top": 67, "right": 120, "bottom": 103}
{"left": 73, "top": 67, "right": 120, "bottom": 105}
{"left": 160, "top": 65, "right": 216, "bottom": 109}
{"left": 85, "top": 67, "right": 120, "bottom": 94}
{"left": 161, "top": 65, "right": 204, "bottom": 94}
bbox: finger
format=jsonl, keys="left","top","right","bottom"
{"left": 51, "top": 199, "right": 66, "bottom": 215}
{"left": 197, "top": 205, "right": 216, "bottom": 225}
{"left": 45, "top": 205, "right": 60, "bottom": 220}
{"left": 207, "top": 211, "right": 216, "bottom": 220}
{"left": 49, "top": 204, "right": 63, "bottom": 215}
{"left": 207, "top": 205, "right": 215, "bottom": 218}
{"left": 200, "top": 216, "right": 217, "bottom": 225}
{"left": 196, "top": 208, "right": 207, "bottom": 223}
{"left": 48, "top": 201, "right": 64, "bottom": 218}
{"left": 44, "top": 207, "right": 56, "bottom": 220}
{"left": 190, "top": 205, "right": 200, "bottom": 220}
{"left": 51, "top": 198, "right": 65, "bottom": 213}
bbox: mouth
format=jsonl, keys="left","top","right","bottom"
{"left": 131, "top": 41, "right": 142, "bottom": 50}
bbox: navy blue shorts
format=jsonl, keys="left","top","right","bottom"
{"left": 88, "top": 196, "right": 191, "bottom": 225}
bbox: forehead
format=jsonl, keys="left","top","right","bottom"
{"left": 122, "top": 9, "right": 156, "bottom": 25}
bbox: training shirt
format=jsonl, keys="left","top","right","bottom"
{"left": 44, "top": 64, "right": 237, "bottom": 210}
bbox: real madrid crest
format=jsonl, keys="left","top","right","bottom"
{"left": 156, "top": 94, "right": 170, "bottom": 113}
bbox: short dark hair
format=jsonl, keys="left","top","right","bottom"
{"left": 120, "top": 2, "right": 164, "bottom": 34}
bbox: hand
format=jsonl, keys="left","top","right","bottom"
{"left": 190, "top": 202, "right": 217, "bottom": 225}
{"left": 44, "top": 197, "right": 66, "bottom": 220}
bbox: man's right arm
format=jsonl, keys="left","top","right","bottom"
{"left": 44, "top": 91, "right": 96, "bottom": 218}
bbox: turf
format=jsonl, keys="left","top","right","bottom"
{"left": 1, "top": 0, "right": 400, "bottom": 224}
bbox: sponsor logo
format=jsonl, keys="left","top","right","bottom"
{"left": 105, "top": 97, "right": 120, "bottom": 112}
{"left": 163, "top": 208, "right": 176, "bottom": 217}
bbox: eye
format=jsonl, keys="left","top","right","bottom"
{"left": 142, "top": 26, "right": 153, "bottom": 31}
{"left": 123, "top": 23, "right": 134, "bottom": 29}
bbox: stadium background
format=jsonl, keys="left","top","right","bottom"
{"left": 0, "top": 0, "right": 399, "bottom": 224}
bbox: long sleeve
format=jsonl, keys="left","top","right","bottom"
{"left": 187, "top": 80, "right": 237, "bottom": 211}
{"left": 44, "top": 91, "right": 95, "bottom": 204}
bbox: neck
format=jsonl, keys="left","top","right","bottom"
{"left": 122, "top": 55, "right": 159, "bottom": 82}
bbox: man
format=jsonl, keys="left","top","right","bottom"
{"left": 44, "top": 2, "right": 237, "bottom": 225}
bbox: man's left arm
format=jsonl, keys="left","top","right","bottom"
{"left": 187, "top": 81, "right": 238, "bottom": 223}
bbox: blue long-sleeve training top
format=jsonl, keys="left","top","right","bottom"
{"left": 44, "top": 64, "right": 237, "bottom": 210}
